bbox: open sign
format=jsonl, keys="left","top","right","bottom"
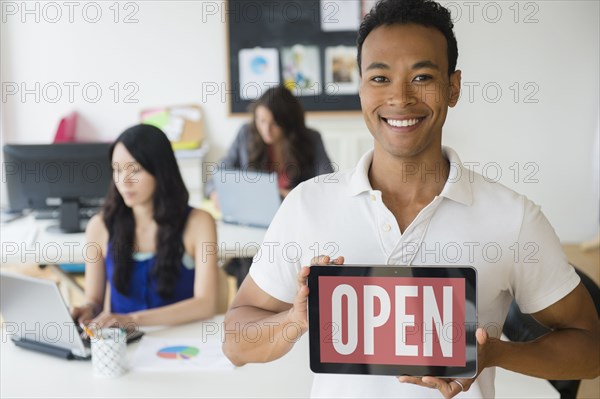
{"left": 307, "top": 265, "right": 477, "bottom": 377}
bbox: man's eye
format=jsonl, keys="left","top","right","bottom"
{"left": 413, "top": 75, "right": 432, "bottom": 82}
{"left": 371, "top": 76, "right": 388, "bottom": 83}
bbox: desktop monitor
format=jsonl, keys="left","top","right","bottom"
{"left": 3, "top": 143, "right": 112, "bottom": 233}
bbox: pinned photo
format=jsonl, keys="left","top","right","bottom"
{"left": 238, "top": 48, "right": 280, "bottom": 100}
{"left": 320, "top": 0, "right": 361, "bottom": 32}
{"left": 325, "top": 46, "right": 359, "bottom": 95}
{"left": 281, "top": 45, "right": 322, "bottom": 97}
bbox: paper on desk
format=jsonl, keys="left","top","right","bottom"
{"left": 130, "top": 337, "right": 234, "bottom": 372}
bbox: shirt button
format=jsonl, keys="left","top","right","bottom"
{"left": 370, "top": 194, "right": 376, "bottom": 202}
{"left": 383, "top": 223, "right": 391, "bottom": 232}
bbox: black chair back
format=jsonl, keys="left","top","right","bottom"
{"left": 503, "top": 267, "right": 600, "bottom": 399}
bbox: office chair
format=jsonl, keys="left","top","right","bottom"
{"left": 502, "top": 266, "right": 600, "bottom": 399}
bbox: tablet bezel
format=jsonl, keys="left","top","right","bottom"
{"left": 307, "top": 265, "right": 477, "bottom": 377}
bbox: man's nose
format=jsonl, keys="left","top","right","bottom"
{"left": 386, "top": 81, "right": 417, "bottom": 107}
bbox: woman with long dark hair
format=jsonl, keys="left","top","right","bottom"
{"left": 204, "top": 86, "right": 334, "bottom": 288}
{"left": 205, "top": 85, "right": 334, "bottom": 201}
{"left": 72, "top": 124, "right": 218, "bottom": 327}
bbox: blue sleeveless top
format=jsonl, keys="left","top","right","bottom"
{"left": 105, "top": 212, "right": 196, "bottom": 314}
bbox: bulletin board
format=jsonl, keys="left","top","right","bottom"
{"left": 140, "top": 105, "right": 204, "bottom": 150}
{"left": 227, "top": 0, "right": 374, "bottom": 114}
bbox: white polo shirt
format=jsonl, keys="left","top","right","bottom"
{"left": 250, "top": 147, "right": 579, "bottom": 398}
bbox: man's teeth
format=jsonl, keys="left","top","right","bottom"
{"left": 386, "top": 118, "right": 420, "bottom": 127}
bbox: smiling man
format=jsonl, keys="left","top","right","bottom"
{"left": 223, "top": 0, "right": 599, "bottom": 398}
{"left": 359, "top": 21, "right": 461, "bottom": 234}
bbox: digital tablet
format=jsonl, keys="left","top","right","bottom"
{"left": 307, "top": 265, "right": 477, "bottom": 378}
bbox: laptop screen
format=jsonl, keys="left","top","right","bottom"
{"left": 213, "top": 169, "right": 281, "bottom": 228}
{"left": 0, "top": 271, "right": 88, "bottom": 356}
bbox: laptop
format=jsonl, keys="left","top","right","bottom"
{"left": 0, "top": 271, "right": 92, "bottom": 359}
{"left": 0, "top": 271, "right": 144, "bottom": 360}
{"left": 213, "top": 169, "right": 282, "bottom": 228}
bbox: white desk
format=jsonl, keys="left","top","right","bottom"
{"left": 0, "top": 215, "right": 266, "bottom": 266}
{"left": 0, "top": 315, "right": 559, "bottom": 398}
{"left": 0, "top": 315, "right": 312, "bottom": 398}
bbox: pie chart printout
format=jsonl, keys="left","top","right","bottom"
{"left": 156, "top": 346, "right": 200, "bottom": 360}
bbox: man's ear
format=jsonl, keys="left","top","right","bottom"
{"left": 448, "top": 70, "right": 462, "bottom": 107}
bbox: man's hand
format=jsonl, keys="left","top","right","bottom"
{"left": 398, "top": 328, "right": 498, "bottom": 398}
{"left": 288, "top": 255, "right": 345, "bottom": 335}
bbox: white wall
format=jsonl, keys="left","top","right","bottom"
{"left": 1, "top": 0, "right": 598, "bottom": 242}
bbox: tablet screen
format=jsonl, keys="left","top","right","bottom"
{"left": 307, "top": 265, "right": 477, "bottom": 377}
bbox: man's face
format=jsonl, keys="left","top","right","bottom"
{"left": 359, "top": 23, "right": 461, "bottom": 160}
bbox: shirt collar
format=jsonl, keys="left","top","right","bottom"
{"left": 349, "top": 149, "right": 374, "bottom": 196}
{"left": 349, "top": 146, "right": 473, "bottom": 206}
{"left": 440, "top": 146, "right": 473, "bottom": 206}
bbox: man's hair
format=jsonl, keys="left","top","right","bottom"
{"left": 357, "top": 0, "right": 458, "bottom": 76}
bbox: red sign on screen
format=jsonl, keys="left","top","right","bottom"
{"left": 318, "top": 276, "right": 466, "bottom": 366}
